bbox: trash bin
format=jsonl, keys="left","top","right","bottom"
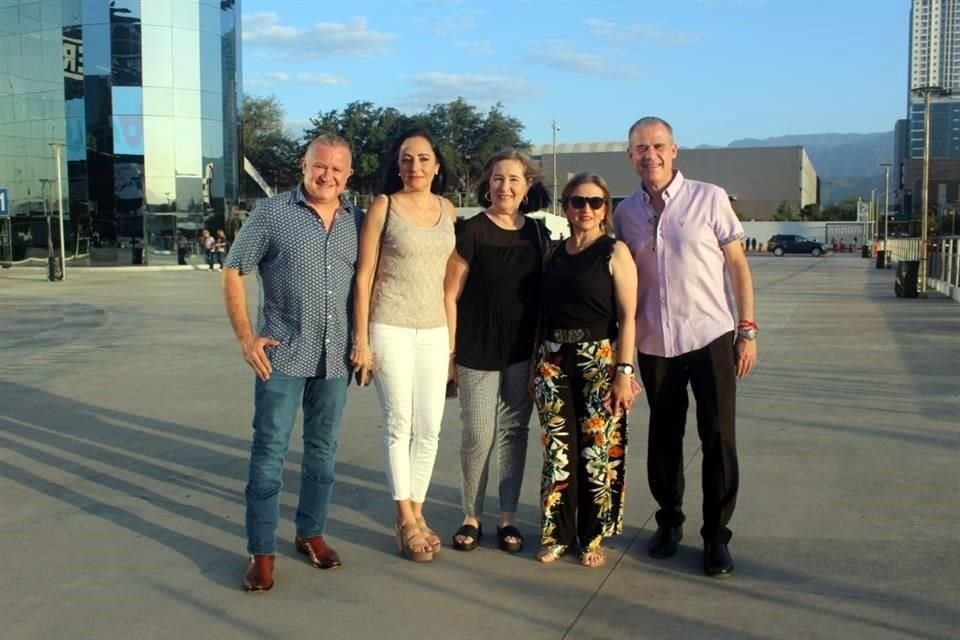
{"left": 875, "top": 250, "right": 887, "bottom": 269}
{"left": 861, "top": 245, "right": 871, "bottom": 258}
{"left": 132, "top": 247, "right": 145, "bottom": 265}
{"left": 47, "top": 255, "right": 63, "bottom": 281}
{"left": 894, "top": 260, "right": 919, "bottom": 298}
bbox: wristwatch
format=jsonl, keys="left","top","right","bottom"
{"left": 736, "top": 327, "right": 758, "bottom": 340}
{"left": 614, "top": 362, "right": 635, "bottom": 376}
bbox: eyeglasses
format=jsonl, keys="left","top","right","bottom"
{"left": 565, "top": 195, "right": 605, "bottom": 210}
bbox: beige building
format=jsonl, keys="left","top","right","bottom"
{"left": 530, "top": 143, "right": 819, "bottom": 221}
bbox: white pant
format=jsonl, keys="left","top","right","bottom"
{"left": 370, "top": 323, "right": 449, "bottom": 502}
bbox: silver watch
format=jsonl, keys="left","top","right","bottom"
{"left": 737, "top": 327, "right": 758, "bottom": 341}
{"left": 615, "top": 362, "right": 635, "bottom": 376}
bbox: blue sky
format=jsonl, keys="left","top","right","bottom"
{"left": 241, "top": 0, "right": 908, "bottom": 148}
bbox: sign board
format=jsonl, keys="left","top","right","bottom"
{"left": 0, "top": 188, "right": 8, "bottom": 216}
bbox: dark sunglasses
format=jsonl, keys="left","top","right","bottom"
{"left": 565, "top": 195, "right": 605, "bottom": 210}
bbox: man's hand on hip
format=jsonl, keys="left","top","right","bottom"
{"left": 241, "top": 336, "right": 280, "bottom": 381}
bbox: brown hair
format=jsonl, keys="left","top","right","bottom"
{"left": 561, "top": 172, "right": 613, "bottom": 231}
{"left": 474, "top": 148, "right": 551, "bottom": 213}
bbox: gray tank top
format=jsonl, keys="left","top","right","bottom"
{"left": 371, "top": 197, "right": 455, "bottom": 329}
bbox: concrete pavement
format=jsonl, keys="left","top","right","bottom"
{"left": 1, "top": 255, "right": 957, "bottom": 640}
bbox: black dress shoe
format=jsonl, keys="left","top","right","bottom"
{"left": 647, "top": 525, "right": 682, "bottom": 559}
{"left": 704, "top": 542, "right": 734, "bottom": 577}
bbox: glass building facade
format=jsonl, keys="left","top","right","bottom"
{"left": 0, "top": 0, "right": 241, "bottom": 266}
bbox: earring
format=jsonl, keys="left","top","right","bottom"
{"left": 522, "top": 194, "right": 529, "bottom": 205}
{"left": 484, "top": 190, "right": 491, "bottom": 203}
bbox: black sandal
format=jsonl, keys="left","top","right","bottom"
{"left": 452, "top": 523, "right": 482, "bottom": 551}
{"left": 497, "top": 525, "right": 524, "bottom": 554}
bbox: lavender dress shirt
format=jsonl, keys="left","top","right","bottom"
{"left": 614, "top": 171, "right": 745, "bottom": 358}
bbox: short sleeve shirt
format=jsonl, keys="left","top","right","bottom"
{"left": 225, "top": 185, "right": 364, "bottom": 378}
{"left": 614, "top": 171, "right": 745, "bottom": 358}
{"left": 455, "top": 213, "right": 546, "bottom": 370}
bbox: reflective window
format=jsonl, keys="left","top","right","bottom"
{"left": 174, "top": 116, "right": 202, "bottom": 176}
{"left": 142, "top": 87, "right": 173, "bottom": 116}
{"left": 82, "top": 23, "right": 110, "bottom": 76}
{"left": 113, "top": 115, "right": 144, "bottom": 155}
{"left": 113, "top": 86, "right": 142, "bottom": 114}
{"left": 139, "top": 0, "right": 170, "bottom": 27}
{"left": 170, "top": 0, "right": 199, "bottom": 31}
{"left": 173, "top": 89, "right": 200, "bottom": 119}
{"left": 141, "top": 25, "right": 172, "bottom": 87}
{"left": 171, "top": 27, "right": 199, "bottom": 90}
{"left": 111, "top": 5, "right": 141, "bottom": 86}
{"left": 143, "top": 115, "right": 175, "bottom": 179}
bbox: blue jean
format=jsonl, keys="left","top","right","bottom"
{"left": 245, "top": 372, "right": 349, "bottom": 555}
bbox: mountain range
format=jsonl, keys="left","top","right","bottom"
{"left": 697, "top": 132, "right": 893, "bottom": 204}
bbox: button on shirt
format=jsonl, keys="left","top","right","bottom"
{"left": 225, "top": 185, "right": 363, "bottom": 378}
{"left": 614, "top": 171, "right": 745, "bottom": 358}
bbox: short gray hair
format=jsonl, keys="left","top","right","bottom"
{"left": 627, "top": 117, "right": 674, "bottom": 144}
{"left": 305, "top": 133, "right": 352, "bottom": 166}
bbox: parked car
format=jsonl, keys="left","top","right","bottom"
{"left": 767, "top": 234, "right": 828, "bottom": 257}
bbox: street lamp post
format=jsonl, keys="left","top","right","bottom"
{"left": 551, "top": 119, "right": 559, "bottom": 216}
{"left": 911, "top": 86, "right": 950, "bottom": 296}
{"left": 49, "top": 143, "right": 66, "bottom": 280}
{"left": 880, "top": 163, "right": 891, "bottom": 267}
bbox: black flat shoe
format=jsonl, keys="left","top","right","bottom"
{"left": 452, "top": 523, "right": 482, "bottom": 551}
{"left": 704, "top": 541, "right": 734, "bottom": 577}
{"left": 648, "top": 525, "right": 682, "bottom": 559}
{"left": 496, "top": 525, "right": 524, "bottom": 554}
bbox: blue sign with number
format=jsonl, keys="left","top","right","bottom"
{"left": 0, "top": 188, "right": 8, "bottom": 216}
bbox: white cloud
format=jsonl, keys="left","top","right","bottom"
{"left": 529, "top": 40, "right": 610, "bottom": 74}
{"left": 583, "top": 18, "right": 700, "bottom": 46}
{"left": 404, "top": 72, "right": 533, "bottom": 108}
{"left": 244, "top": 71, "right": 289, "bottom": 88}
{"left": 242, "top": 13, "right": 398, "bottom": 57}
{"left": 432, "top": 17, "right": 475, "bottom": 36}
{"left": 296, "top": 73, "right": 349, "bottom": 85}
{"left": 455, "top": 40, "right": 494, "bottom": 56}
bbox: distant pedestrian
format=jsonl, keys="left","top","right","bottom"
{"left": 176, "top": 233, "right": 188, "bottom": 265}
{"left": 750, "top": 237, "right": 757, "bottom": 252}
{"left": 201, "top": 229, "right": 215, "bottom": 270}
{"left": 615, "top": 116, "right": 758, "bottom": 578}
{"left": 214, "top": 229, "right": 227, "bottom": 270}
{"left": 224, "top": 133, "right": 362, "bottom": 592}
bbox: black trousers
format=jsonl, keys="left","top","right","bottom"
{"left": 637, "top": 332, "right": 739, "bottom": 544}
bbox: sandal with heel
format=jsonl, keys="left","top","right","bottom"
{"left": 395, "top": 521, "right": 434, "bottom": 563}
{"left": 496, "top": 525, "right": 524, "bottom": 554}
{"left": 416, "top": 516, "right": 442, "bottom": 553}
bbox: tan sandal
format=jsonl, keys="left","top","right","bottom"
{"left": 416, "top": 516, "right": 442, "bottom": 553}
{"left": 580, "top": 547, "right": 607, "bottom": 568}
{"left": 536, "top": 544, "right": 568, "bottom": 564}
{"left": 395, "top": 521, "right": 433, "bottom": 563}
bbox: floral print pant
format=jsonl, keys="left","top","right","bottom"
{"left": 534, "top": 338, "right": 627, "bottom": 552}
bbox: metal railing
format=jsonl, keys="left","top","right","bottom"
{"left": 886, "top": 235, "right": 960, "bottom": 301}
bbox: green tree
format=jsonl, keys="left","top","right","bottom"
{"left": 773, "top": 200, "right": 795, "bottom": 221}
{"left": 800, "top": 203, "right": 820, "bottom": 221}
{"left": 302, "top": 97, "right": 529, "bottom": 199}
{"left": 820, "top": 198, "right": 858, "bottom": 221}
{"left": 242, "top": 95, "right": 301, "bottom": 199}
{"left": 303, "top": 101, "right": 413, "bottom": 196}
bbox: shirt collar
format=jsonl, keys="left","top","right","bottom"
{"left": 640, "top": 170, "right": 684, "bottom": 203}
{"left": 290, "top": 183, "right": 354, "bottom": 213}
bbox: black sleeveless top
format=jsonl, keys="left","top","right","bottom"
{"left": 540, "top": 235, "right": 618, "bottom": 341}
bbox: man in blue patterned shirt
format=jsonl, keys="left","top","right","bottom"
{"left": 224, "top": 133, "right": 363, "bottom": 592}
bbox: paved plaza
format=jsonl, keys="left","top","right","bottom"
{"left": 1, "top": 256, "right": 958, "bottom": 640}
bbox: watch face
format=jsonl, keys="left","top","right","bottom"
{"left": 616, "top": 364, "right": 635, "bottom": 375}
{"left": 738, "top": 328, "right": 757, "bottom": 340}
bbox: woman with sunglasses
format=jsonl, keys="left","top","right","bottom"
{"left": 443, "top": 149, "right": 551, "bottom": 555}
{"left": 352, "top": 129, "right": 456, "bottom": 563}
{"left": 533, "top": 172, "right": 638, "bottom": 568}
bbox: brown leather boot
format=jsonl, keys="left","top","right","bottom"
{"left": 243, "top": 554, "right": 275, "bottom": 592}
{"left": 295, "top": 536, "right": 342, "bottom": 569}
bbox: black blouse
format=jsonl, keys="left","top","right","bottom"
{"left": 540, "top": 235, "right": 618, "bottom": 341}
{"left": 455, "top": 213, "right": 546, "bottom": 370}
